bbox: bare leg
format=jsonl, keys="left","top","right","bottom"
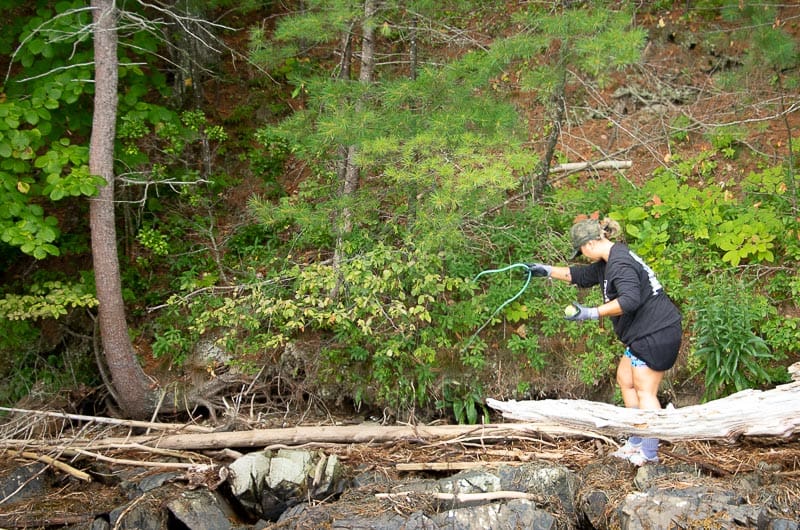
{"left": 612, "top": 355, "right": 642, "bottom": 458}
{"left": 632, "top": 365, "right": 664, "bottom": 411}
{"left": 616, "top": 356, "right": 639, "bottom": 408}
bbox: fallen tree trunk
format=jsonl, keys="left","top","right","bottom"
{"left": 87, "top": 422, "right": 612, "bottom": 451}
{"left": 487, "top": 363, "right": 800, "bottom": 443}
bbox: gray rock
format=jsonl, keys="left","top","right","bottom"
{"left": 166, "top": 488, "right": 237, "bottom": 530}
{"left": 109, "top": 494, "right": 169, "bottom": 530}
{"left": 764, "top": 519, "right": 799, "bottom": 530}
{"left": 0, "top": 462, "right": 51, "bottom": 505}
{"left": 618, "top": 487, "right": 766, "bottom": 530}
{"left": 579, "top": 489, "right": 610, "bottom": 528}
{"left": 433, "top": 499, "right": 557, "bottom": 530}
{"left": 227, "top": 449, "right": 347, "bottom": 521}
{"left": 332, "top": 510, "right": 438, "bottom": 530}
{"left": 136, "top": 471, "right": 181, "bottom": 493}
{"left": 267, "top": 448, "right": 314, "bottom": 489}
{"left": 497, "top": 462, "right": 579, "bottom": 518}
{"left": 90, "top": 518, "right": 111, "bottom": 530}
{"left": 227, "top": 450, "right": 271, "bottom": 511}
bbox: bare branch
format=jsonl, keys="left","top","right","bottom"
{"left": 4, "top": 6, "right": 96, "bottom": 85}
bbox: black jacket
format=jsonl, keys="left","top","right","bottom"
{"left": 569, "top": 243, "right": 681, "bottom": 353}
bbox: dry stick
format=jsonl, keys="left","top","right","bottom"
{"left": 64, "top": 447, "right": 216, "bottom": 470}
{"left": 0, "top": 407, "right": 213, "bottom": 433}
{"left": 549, "top": 160, "right": 632, "bottom": 173}
{"left": 99, "top": 442, "right": 209, "bottom": 461}
{"left": 113, "top": 493, "right": 149, "bottom": 530}
{"left": 0, "top": 513, "right": 97, "bottom": 529}
{"left": 376, "top": 491, "right": 535, "bottom": 502}
{"left": 146, "top": 388, "right": 170, "bottom": 435}
{"left": 5, "top": 449, "right": 91, "bottom": 482}
{"left": 396, "top": 461, "right": 524, "bottom": 471}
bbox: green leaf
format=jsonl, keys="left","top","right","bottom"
{"left": 49, "top": 187, "right": 65, "bottom": 201}
{"left": 28, "top": 38, "right": 44, "bottom": 55}
{"left": 22, "top": 109, "right": 38, "bottom": 125}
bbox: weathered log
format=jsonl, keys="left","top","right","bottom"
{"left": 487, "top": 364, "right": 800, "bottom": 443}
{"left": 90, "top": 422, "right": 612, "bottom": 451}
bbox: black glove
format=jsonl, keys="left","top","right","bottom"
{"left": 525, "top": 263, "right": 552, "bottom": 278}
{"left": 564, "top": 302, "right": 600, "bottom": 321}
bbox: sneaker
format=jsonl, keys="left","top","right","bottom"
{"left": 628, "top": 449, "right": 659, "bottom": 466}
{"left": 610, "top": 440, "right": 641, "bottom": 459}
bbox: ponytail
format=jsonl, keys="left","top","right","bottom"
{"left": 600, "top": 217, "right": 622, "bottom": 240}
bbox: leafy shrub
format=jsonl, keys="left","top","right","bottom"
{"left": 0, "top": 279, "right": 97, "bottom": 320}
{"left": 689, "top": 278, "right": 786, "bottom": 401}
{"left": 436, "top": 380, "right": 489, "bottom": 424}
{"left": 0, "top": 318, "right": 97, "bottom": 405}
{"left": 186, "top": 243, "right": 479, "bottom": 413}
{"left": 612, "top": 157, "right": 788, "bottom": 270}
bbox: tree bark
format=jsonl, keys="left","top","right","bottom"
{"left": 95, "top": 422, "right": 605, "bottom": 451}
{"left": 331, "top": 0, "right": 378, "bottom": 298}
{"left": 89, "top": 0, "right": 155, "bottom": 419}
{"left": 534, "top": 52, "right": 567, "bottom": 201}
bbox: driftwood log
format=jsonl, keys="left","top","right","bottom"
{"left": 81, "top": 422, "right": 614, "bottom": 451}
{"left": 487, "top": 362, "right": 800, "bottom": 443}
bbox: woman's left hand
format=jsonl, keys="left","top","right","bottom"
{"left": 565, "top": 302, "right": 599, "bottom": 321}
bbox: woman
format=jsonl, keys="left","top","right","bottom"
{"left": 526, "top": 217, "right": 682, "bottom": 466}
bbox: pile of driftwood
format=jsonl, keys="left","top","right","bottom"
{"left": 1, "top": 363, "right": 798, "bottom": 482}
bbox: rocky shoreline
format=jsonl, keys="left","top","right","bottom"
{"left": 2, "top": 440, "right": 798, "bottom": 529}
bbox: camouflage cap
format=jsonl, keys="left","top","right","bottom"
{"left": 569, "top": 219, "right": 603, "bottom": 259}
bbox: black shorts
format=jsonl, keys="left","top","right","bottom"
{"left": 629, "top": 323, "right": 682, "bottom": 371}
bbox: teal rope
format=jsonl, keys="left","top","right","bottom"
{"left": 464, "top": 263, "right": 531, "bottom": 351}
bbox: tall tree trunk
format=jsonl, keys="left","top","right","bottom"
{"left": 331, "top": 0, "right": 377, "bottom": 298}
{"left": 534, "top": 60, "right": 567, "bottom": 202}
{"left": 341, "top": 0, "right": 377, "bottom": 225}
{"left": 89, "top": 0, "right": 155, "bottom": 419}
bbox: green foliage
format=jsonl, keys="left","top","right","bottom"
{"left": 511, "top": 5, "right": 646, "bottom": 94}
{"left": 0, "top": 279, "right": 97, "bottom": 320}
{"left": 0, "top": 279, "right": 97, "bottom": 404}
{"left": 689, "top": 278, "right": 787, "bottom": 401}
{"left": 152, "top": 328, "right": 193, "bottom": 366}
{"left": 0, "top": 1, "right": 96, "bottom": 260}
{"left": 437, "top": 380, "right": 489, "bottom": 424}
{"left": 704, "top": 125, "right": 746, "bottom": 158}
{"left": 507, "top": 334, "right": 546, "bottom": 372}
{"left": 669, "top": 114, "right": 693, "bottom": 143}
{"left": 180, "top": 244, "right": 479, "bottom": 411}
{"left": 0, "top": 327, "right": 98, "bottom": 406}
{"left": 611, "top": 153, "right": 790, "bottom": 272}
{"left": 721, "top": 1, "right": 798, "bottom": 72}
{"left": 136, "top": 226, "right": 170, "bottom": 256}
